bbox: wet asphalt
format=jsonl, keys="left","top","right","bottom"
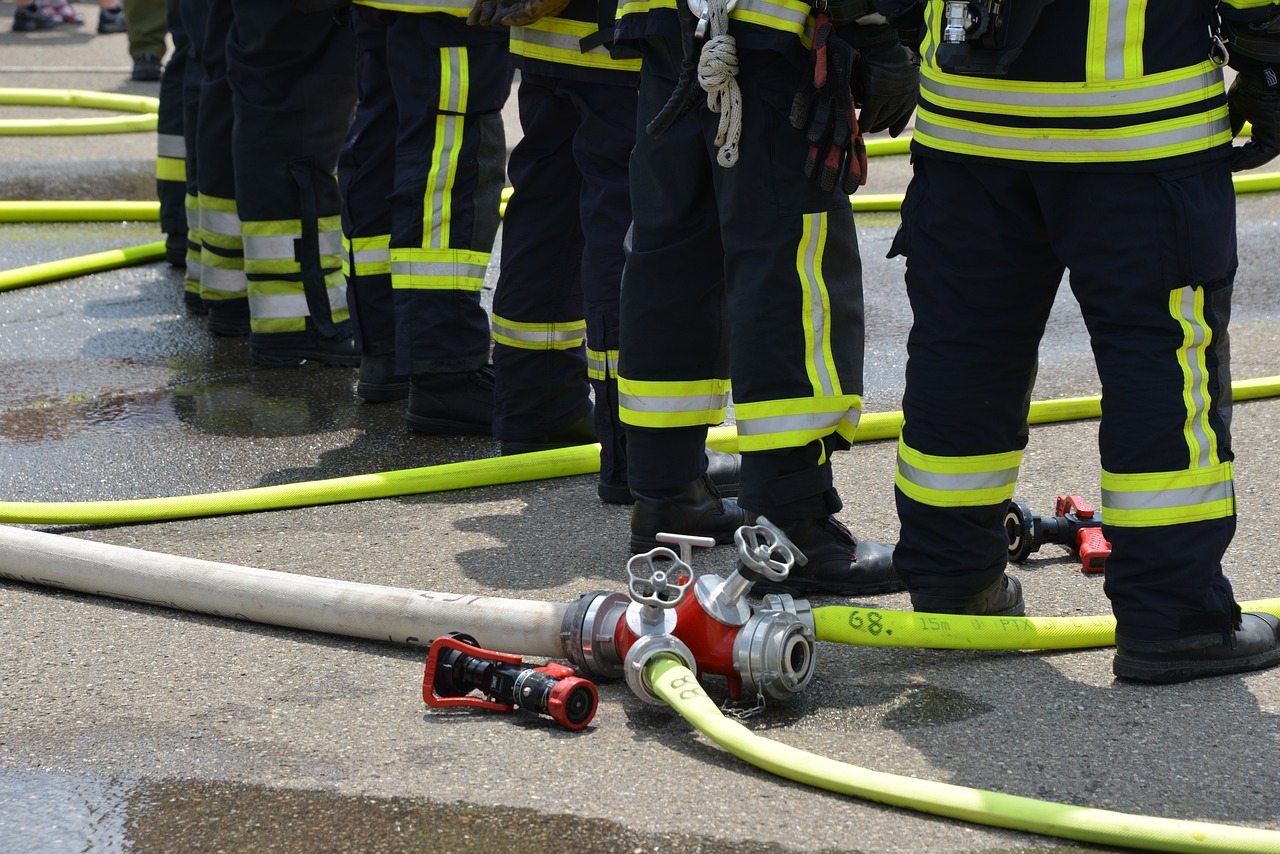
{"left": 3, "top": 15, "right": 1280, "bottom": 854}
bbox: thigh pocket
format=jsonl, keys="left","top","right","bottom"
{"left": 1156, "top": 163, "right": 1238, "bottom": 290}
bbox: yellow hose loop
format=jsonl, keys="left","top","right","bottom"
{"left": 648, "top": 658, "right": 1280, "bottom": 853}
{"left": 4, "top": 379, "right": 1280, "bottom": 525}
{"left": 0, "top": 443, "right": 602, "bottom": 525}
{"left": 0, "top": 200, "right": 162, "bottom": 223}
{"left": 0, "top": 88, "right": 159, "bottom": 135}
{"left": 813, "top": 598, "right": 1280, "bottom": 650}
{"left": 0, "top": 241, "right": 165, "bottom": 293}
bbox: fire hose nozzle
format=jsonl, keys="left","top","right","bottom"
{"left": 422, "top": 633, "right": 599, "bottom": 730}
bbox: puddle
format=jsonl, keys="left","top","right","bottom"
{"left": 0, "top": 769, "right": 790, "bottom": 854}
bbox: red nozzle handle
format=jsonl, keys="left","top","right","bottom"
{"left": 1076, "top": 528, "right": 1110, "bottom": 574}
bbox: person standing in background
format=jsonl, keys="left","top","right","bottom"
{"left": 123, "top": 0, "right": 169, "bottom": 80}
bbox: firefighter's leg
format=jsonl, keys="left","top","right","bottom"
{"left": 227, "top": 0, "right": 358, "bottom": 367}
{"left": 491, "top": 71, "right": 594, "bottom": 451}
{"left": 700, "top": 48, "right": 893, "bottom": 596}
{"left": 573, "top": 77, "right": 642, "bottom": 501}
{"left": 194, "top": 0, "right": 248, "bottom": 337}
{"left": 1054, "top": 165, "right": 1276, "bottom": 680}
{"left": 620, "top": 33, "right": 746, "bottom": 551}
{"left": 340, "top": 5, "right": 406, "bottom": 400}
{"left": 386, "top": 14, "right": 510, "bottom": 433}
{"left": 157, "top": 0, "right": 188, "bottom": 268}
{"left": 178, "top": 0, "right": 208, "bottom": 312}
{"left": 893, "top": 157, "right": 1065, "bottom": 613}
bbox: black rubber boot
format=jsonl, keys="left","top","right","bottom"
{"left": 357, "top": 355, "right": 410, "bottom": 403}
{"left": 748, "top": 516, "right": 904, "bottom": 597}
{"left": 1114, "top": 612, "right": 1280, "bottom": 684}
{"left": 600, "top": 448, "right": 741, "bottom": 506}
{"left": 909, "top": 573, "right": 1025, "bottom": 616}
{"left": 206, "top": 299, "right": 251, "bottom": 337}
{"left": 250, "top": 333, "right": 360, "bottom": 368}
{"left": 630, "top": 474, "right": 748, "bottom": 553}
{"left": 500, "top": 411, "right": 597, "bottom": 455}
{"left": 405, "top": 366, "right": 494, "bottom": 436}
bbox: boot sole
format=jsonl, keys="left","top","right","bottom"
{"left": 1113, "top": 647, "right": 1280, "bottom": 684}
{"left": 357, "top": 381, "right": 411, "bottom": 403}
{"left": 252, "top": 350, "right": 360, "bottom": 368}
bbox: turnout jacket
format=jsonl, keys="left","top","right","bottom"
{"left": 511, "top": 0, "right": 640, "bottom": 84}
{"left": 872, "top": 0, "right": 1280, "bottom": 169}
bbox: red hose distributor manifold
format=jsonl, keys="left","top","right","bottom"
{"left": 561, "top": 520, "right": 818, "bottom": 709}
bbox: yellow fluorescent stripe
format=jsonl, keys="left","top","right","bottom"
{"left": 738, "top": 419, "right": 858, "bottom": 453}
{"left": 920, "top": 62, "right": 1224, "bottom": 118}
{"left": 1170, "top": 287, "right": 1219, "bottom": 469}
{"left": 618, "top": 377, "right": 732, "bottom": 397}
{"left": 897, "top": 440, "right": 1023, "bottom": 475}
{"left": 1125, "top": 0, "right": 1148, "bottom": 79}
{"left": 1085, "top": 0, "right": 1107, "bottom": 82}
{"left": 894, "top": 470, "right": 1016, "bottom": 509}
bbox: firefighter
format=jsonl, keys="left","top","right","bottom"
{"left": 613, "top": 0, "right": 917, "bottom": 594}
{"left": 186, "top": 0, "right": 358, "bottom": 368}
{"left": 338, "top": 0, "right": 511, "bottom": 434}
{"left": 876, "top": 0, "right": 1280, "bottom": 682}
{"left": 469, "top": 0, "right": 741, "bottom": 503}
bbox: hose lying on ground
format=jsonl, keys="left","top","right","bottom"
{"left": 3, "top": 377, "right": 1279, "bottom": 526}
{"left": 647, "top": 657, "right": 1280, "bottom": 854}
{"left": 2, "top": 524, "right": 1279, "bottom": 853}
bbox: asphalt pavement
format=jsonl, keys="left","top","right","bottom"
{"left": 3, "top": 12, "right": 1280, "bottom": 854}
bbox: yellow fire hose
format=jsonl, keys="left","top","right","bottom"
{"left": 0, "top": 88, "right": 159, "bottom": 134}
{"left": 2, "top": 377, "right": 1279, "bottom": 526}
{"left": 813, "top": 599, "right": 1280, "bottom": 649}
{"left": 647, "top": 657, "right": 1280, "bottom": 854}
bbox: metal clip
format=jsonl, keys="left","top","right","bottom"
{"left": 1210, "top": 27, "right": 1230, "bottom": 68}
{"left": 686, "top": 0, "right": 738, "bottom": 39}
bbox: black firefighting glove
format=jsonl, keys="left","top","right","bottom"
{"left": 1224, "top": 17, "right": 1280, "bottom": 171}
{"left": 467, "top": 0, "right": 569, "bottom": 27}
{"left": 875, "top": 0, "right": 926, "bottom": 58}
{"left": 847, "top": 23, "right": 919, "bottom": 136}
{"left": 791, "top": 11, "right": 868, "bottom": 194}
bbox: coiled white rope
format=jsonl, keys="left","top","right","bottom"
{"left": 696, "top": 0, "right": 742, "bottom": 167}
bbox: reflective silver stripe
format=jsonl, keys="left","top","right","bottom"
{"left": 352, "top": 245, "right": 390, "bottom": 267}
{"left": 200, "top": 265, "right": 248, "bottom": 293}
{"left": 249, "top": 285, "right": 348, "bottom": 321}
{"left": 618, "top": 390, "right": 731, "bottom": 414}
{"left": 736, "top": 409, "right": 850, "bottom": 436}
{"left": 390, "top": 258, "right": 489, "bottom": 280}
{"left": 1102, "top": 480, "right": 1234, "bottom": 512}
{"left": 733, "top": 0, "right": 810, "bottom": 33}
{"left": 428, "top": 47, "right": 465, "bottom": 250}
{"left": 491, "top": 318, "right": 583, "bottom": 347}
{"left": 921, "top": 66, "right": 1222, "bottom": 114}
{"left": 512, "top": 27, "right": 613, "bottom": 59}
{"left": 588, "top": 350, "right": 618, "bottom": 376}
{"left": 914, "top": 112, "right": 1231, "bottom": 155}
{"left": 157, "top": 133, "right": 185, "bottom": 158}
{"left": 1173, "top": 286, "right": 1214, "bottom": 468}
{"left": 200, "top": 207, "right": 241, "bottom": 239}
{"left": 243, "top": 231, "right": 341, "bottom": 263}
{"left": 896, "top": 457, "right": 1020, "bottom": 494}
{"left": 799, "top": 212, "right": 835, "bottom": 397}
{"left": 1102, "top": 0, "right": 1129, "bottom": 81}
